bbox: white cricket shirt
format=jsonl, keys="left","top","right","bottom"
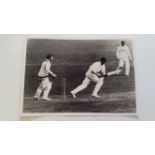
{"left": 38, "top": 60, "right": 51, "bottom": 77}
{"left": 86, "top": 62, "right": 106, "bottom": 77}
{"left": 117, "top": 45, "right": 131, "bottom": 60}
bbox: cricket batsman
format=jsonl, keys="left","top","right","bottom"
{"left": 34, "top": 54, "right": 57, "bottom": 101}
{"left": 71, "top": 57, "right": 115, "bottom": 98}
{"left": 116, "top": 41, "right": 132, "bottom": 76}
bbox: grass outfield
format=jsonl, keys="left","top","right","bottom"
{"left": 23, "top": 91, "right": 136, "bottom": 113}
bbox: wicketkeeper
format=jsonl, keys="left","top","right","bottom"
{"left": 34, "top": 54, "right": 57, "bottom": 101}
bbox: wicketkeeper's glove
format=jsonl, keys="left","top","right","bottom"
{"left": 49, "top": 74, "right": 57, "bottom": 80}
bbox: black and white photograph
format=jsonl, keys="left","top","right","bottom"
{"left": 22, "top": 37, "right": 137, "bottom": 115}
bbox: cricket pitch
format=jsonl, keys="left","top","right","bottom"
{"left": 23, "top": 91, "right": 136, "bottom": 114}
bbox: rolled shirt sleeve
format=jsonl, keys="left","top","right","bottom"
{"left": 45, "top": 62, "right": 55, "bottom": 76}
{"left": 101, "top": 65, "right": 106, "bottom": 75}
{"left": 126, "top": 46, "right": 132, "bottom": 60}
{"left": 116, "top": 47, "right": 120, "bottom": 59}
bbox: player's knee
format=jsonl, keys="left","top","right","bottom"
{"left": 83, "top": 84, "right": 88, "bottom": 89}
{"left": 43, "top": 85, "right": 50, "bottom": 90}
{"left": 41, "top": 85, "right": 46, "bottom": 90}
{"left": 81, "top": 82, "right": 88, "bottom": 89}
{"left": 37, "top": 88, "right": 42, "bottom": 93}
{"left": 94, "top": 78, "right": 100, "bottom": 83}
{"left": 48, "top": 85, "right": 52, "bottom": 90}
{"left": 43, "top": 86, "right": 47, "bottom": 90}
{"left": 100, "top": 81, "right": 104, "bottom": 86}
{"left": 116, "top": 67, "right": 122, "bottom": 74}
{"left": 118, "top": 66, "right": 123, "bottom": 70}
{"left": 98, "top": 80, "right": 104, "bottom": 86}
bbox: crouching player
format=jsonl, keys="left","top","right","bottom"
{"left": 71, "top": 57, "right": 118, "bottom": 98}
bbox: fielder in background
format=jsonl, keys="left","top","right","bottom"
{"left": 34, "top": 54, "right": 57, "bottom": 101}
{"left": 116, "top": 41, "right": 132, "bottom": 76}
{"left": 71, "top": 57, "right": 108, "bottom": 98}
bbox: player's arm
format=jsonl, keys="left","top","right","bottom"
{"left": 101, "top": 65, "right": 107, "bottom": 77}
{"left": 46, "top": 62, "right": 57, "bottom": 77}
{"left": 126, "top": 46, "right": 132, "bottom": 60}
{"left": 116, "top": 47, "right": 120, "bottom": 59}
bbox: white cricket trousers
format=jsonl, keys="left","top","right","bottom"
{"left": 34, "top": 77, "right": 52, "bottom": 99}
{"left": 71, "top": 75, "right": 104, "bottom": 95}
{"left": 118, "top": 58, "right": 130, "bottom": 76}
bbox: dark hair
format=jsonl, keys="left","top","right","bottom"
{"left": 121, "top": 41, "right": 125, "bottom": 45}
{"left": 100, "top": 57, "right": 107, "bottom": 63}
{"left": 46, "top": 54, "right": 53, "bottom": 59}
